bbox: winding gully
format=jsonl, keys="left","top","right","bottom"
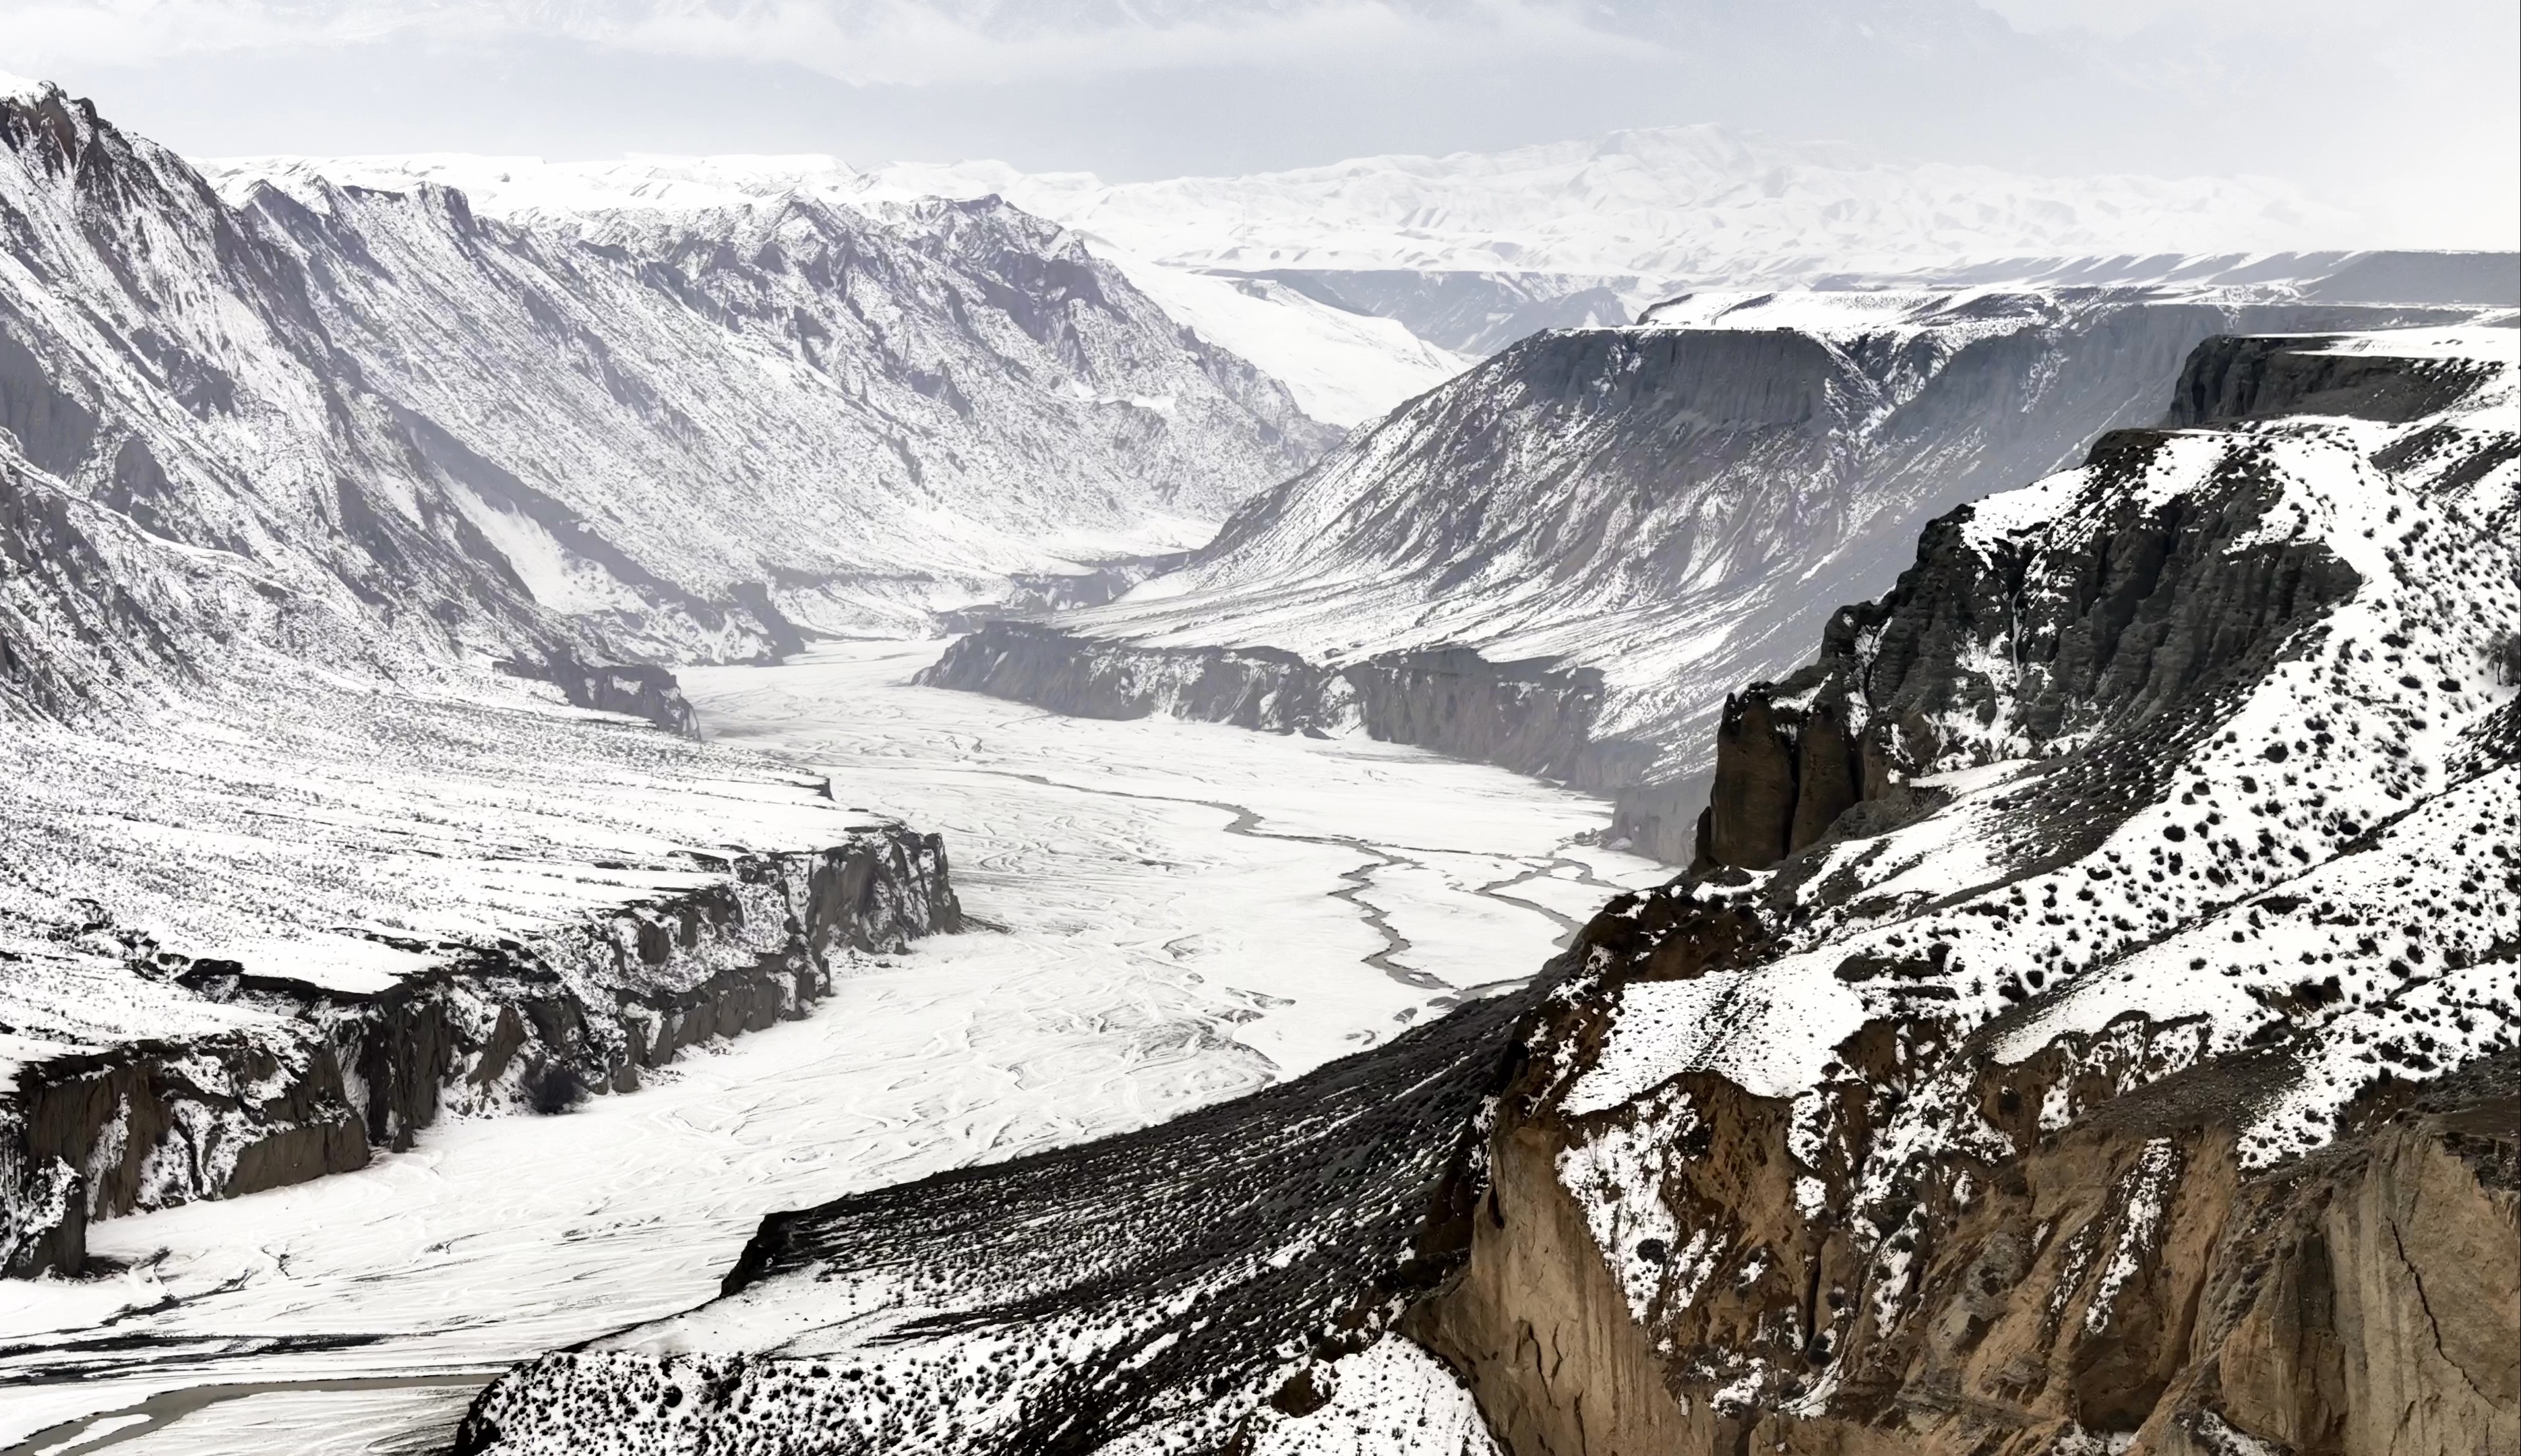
{"left": 0, "top": 641, "right": 1663, "bottom": 1456}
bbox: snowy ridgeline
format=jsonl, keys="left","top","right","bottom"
{"left": 0, "top": 75, "right": 1333, "bottom": 725}
{"left": 926, "top": 286, "right": 2506, "bottom": 859}
{"left": 453, "top": 328, "right": 2516, "bottom": 1453}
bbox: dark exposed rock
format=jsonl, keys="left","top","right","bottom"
{"left": 497, "top": 644, "right": 700, "bottom": 737}
{"left": 455, "top": 973, "right": 1542, "bottom": 1455}
{"left": 0, "top": 324, "right": 98, "bottom": 477}
{"left": 1696, "top": 426, "right": 2361, "bottom": 872}
{"left": 2169, "top": 334, "right": 2501, "bottom": 427}
{"left": 921, "top": 624, "right": 1652, "bottom": 789}
{"left": 3, "top": 828, "right": 961, "bottom": 1277}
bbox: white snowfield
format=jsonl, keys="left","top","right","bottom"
{"left": 0, "top": 642, "right": 1661, "bottom": 1455}
{"left": 860, "top": 126, "right": 2359, "bottom": 279}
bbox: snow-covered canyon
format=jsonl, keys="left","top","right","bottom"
{"left": 0, "top": 642, "right": 1661, "bottom": 1456}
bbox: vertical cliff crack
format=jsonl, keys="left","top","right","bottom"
{"left": 2385, "top": 1212, "right": 2495, "bottom": 1405}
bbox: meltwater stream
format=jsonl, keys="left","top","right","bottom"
{"left": 0, "top": 642, "right": 1665, "bottom": 1455}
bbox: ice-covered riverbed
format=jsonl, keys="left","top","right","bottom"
{"left": 0, "top": 642, "right": 1664, "bottom": 1455}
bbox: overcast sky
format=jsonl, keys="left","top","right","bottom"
{"left": 4, "top": 0, "right": 2514, "bottom": 245}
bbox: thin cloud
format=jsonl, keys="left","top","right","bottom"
{"left": 0, "top": 0, "right": 1664, "bottom": 80}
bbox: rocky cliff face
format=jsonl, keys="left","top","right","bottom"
{"left": 919, "top": 291, "right": 2488, "bottom": 861}
{"left": 1417, "top": 326, "right": 2518, "bottom": 1456}
{"left": 455, "top": 328, "right": 2516, "bottom": 1455}
{"left": 3, "top": 825, "right": 959, "bottom": 1278}
{"left": 923, "top": 625, "right": 1637, "bottom": 786}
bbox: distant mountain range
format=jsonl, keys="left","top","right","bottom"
{"left": 873, "top": 125, "right": 2366, "bottom": 278}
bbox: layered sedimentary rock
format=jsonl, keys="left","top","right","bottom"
{"left": 921, "top": 291, "right": 2493, "bottom": 861}
{"left": 1416, "top": 328, "right": 2518, "bottom": 1456}
{"left": 3, "top": 824, "right": 959, "bottom": 1277}
{"left": 925, "top": 626, "right": 1635, "bottom": 785}
{"left": 452, "top": 328, "right": 2518, "bottom": 1455}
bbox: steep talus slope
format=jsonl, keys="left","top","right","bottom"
{"left": 455, "top": 986, "right": 1526, "bottom": 1455}
{"left": 453, "top": 330, "right": 2516, "bottom": 1455}
{"left": 924, "top": 291, "right": 2484, "bottom": 859}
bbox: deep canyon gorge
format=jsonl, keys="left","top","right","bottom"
{"left": 1, "top": 54, "right": 2515, "bottom": 1456}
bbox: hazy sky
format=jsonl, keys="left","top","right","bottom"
{"left": 4, "top": 0, "right": 2514, "bottom": 245}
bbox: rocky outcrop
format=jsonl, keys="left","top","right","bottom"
{"left": 1409, "top": 329, "right": 2520, "bottom": 1455}
{"left": 498, "top": 645, "right": 701, "bottom": 736}
{"left": 2168, "top": 335, "right": 2503, "bottom": 429}
{"left": 3, "top": 828, "right": 960, "bottom": 1277}
{"left": 1695, "top": 425, "right": 2363, "bottom": 871}
{"left": 921, "top": 624, "right": 1654, "bottom": 788}
{"left": 1419, "top": 1000, "right": 2516, "bottom": 1456}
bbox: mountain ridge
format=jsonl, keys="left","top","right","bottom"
{"left": 450, "top": 324, "right": 2520, "bottom": 1455}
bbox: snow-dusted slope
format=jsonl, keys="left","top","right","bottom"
{"left": 1, "top": 77, "right": 1333, "bottom": 713}
{"left": 0, "top": 662, "right": 963, "bottom": 1275}
{"left": 923, "top": 289, "right": 2489, "bottom": 858}
{"left": 456, "top": 326, "right": 2518, "bottom": 1456}
{"left": 206, "top": 150, "right": 1474, "bottom": 427}
{"left": 1422, "top": 324, "right": 2521, "bottom": 1454}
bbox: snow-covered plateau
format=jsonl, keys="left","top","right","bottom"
{"left": 457, "top": 327, "right": 2516, "bottom": 1456}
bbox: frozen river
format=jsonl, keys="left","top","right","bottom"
{"left": 0, "top": 642, "right": 1664, "bottom": 1455}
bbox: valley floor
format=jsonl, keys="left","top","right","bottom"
{"left": 0, "top": 641, "right": 1661, "bottom": 1456}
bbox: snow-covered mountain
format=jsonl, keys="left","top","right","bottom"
{"left": 1, "top": 74, "right": 1333, "bottom": 720}
{"left": 203, "top": 151, "right": 1474, "bottom": 427}
{"left": 922, "top": 287, "right": 2494, "bottom": 859}
{"left": 2, "top": 76, "right": 1064, "bottom": 1273}
{"left": 456, "top": 324, "right": 2520, "bottom": 1456}
{"left": 870, "top": 126, "right": 2367, "bottom": 280}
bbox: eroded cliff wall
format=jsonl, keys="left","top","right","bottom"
{"left": 3, "top": 828, "right": 960, "bottom": 1276}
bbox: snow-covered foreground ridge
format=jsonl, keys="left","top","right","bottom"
{"left": 458, "top": 327, "right": 2518, "bottom": 1454}
{"left": 921, "top": 288, "right": 2498, "bottom": 861}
